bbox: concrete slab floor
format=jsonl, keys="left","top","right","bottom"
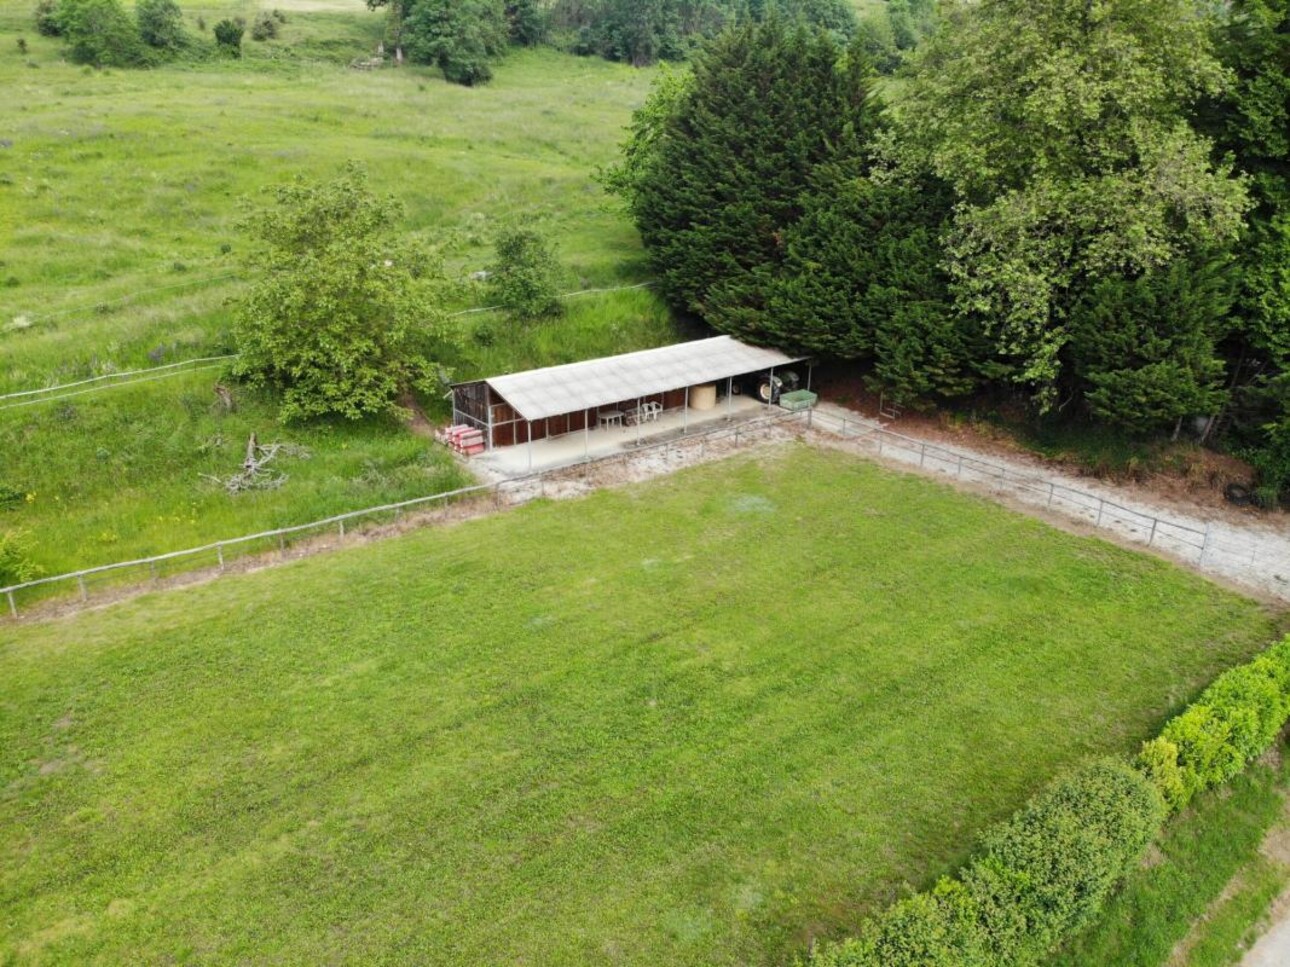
{"left": 469, "top": 395, "right": 777, "bottom": 479}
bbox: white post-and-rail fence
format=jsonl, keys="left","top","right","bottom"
{"left": 1, "top": 410, "right": 799, "bottom": 620}
{"left": 4, "top": 406, "right": 1283, "bottom": 619}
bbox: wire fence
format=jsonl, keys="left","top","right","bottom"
{"left": 6, "top": 404, "right": 1287, "bottom": 620}
{"left": 804, "top": 408, "right": 1290, "bottom": 600}
{"left": 2, "top": 282, "right": 659, "bottom": 406}
{"left": 1, "top": 409, "right": 798, "bottom": 620}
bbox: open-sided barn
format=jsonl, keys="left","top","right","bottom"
{"left": 450, "top": 336, "right": 809, "bottom": 459}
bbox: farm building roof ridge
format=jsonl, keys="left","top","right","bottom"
{"left": 461, "top": 336, "right": 806, "bottom": 421}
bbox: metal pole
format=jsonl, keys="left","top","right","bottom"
{"left": 527, "top": 420, "right": 533, "bottom": 472}
{"left": 584, "top": 409, "right": 590, "bottom": 461}
{"left": 78, "top": 576, "right": 87, "bottom": 602}
{"left": 806, "top": 362, "right": 813, "bottom": 393}
{"left": 6, "top": 590, "right": 16, "bottom": 619}
{"left": 339, "top": 520, "right": 346, "bottom": 542}
{"left": 683, "top": 387, "right": 689, "bottom": 432}
{"left": 727, "top": 377, "right": 733, "bottom": 420}
{"left": 1147, "top": 518, "right": 1158, "bottom": 547}
{"left": 217, "top": 544, "right": 225, "bottom": 571}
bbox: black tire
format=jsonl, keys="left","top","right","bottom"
{"left": 1224, "top": 483, "right": 1253, "bottom": 506}
{"left": 756, "top": 380, "right": 773, "bottom": 403}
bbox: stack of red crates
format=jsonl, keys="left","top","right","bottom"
{"left": 439, "top": 424, "right": 486, "bottom": 457}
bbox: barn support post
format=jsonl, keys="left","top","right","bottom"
{"left": 486, "top": 388, "right": 495, "bottom": 451}
{"left": 683, "top": 386, "right": 689, "bottom": 433}
{"left": 584, "top": 409, "right": 590, "bottom": 461}
{"left": 806, "top": 362, "right": 813, "bottom": 393}
{"left": 527, "top": 420, "right": 533, "bottom": 472}
{"left": 727, "top": 377, "right": 733, "bottom": 420}
{"left": 768, "top": 366, "right": 776, "bottom": 410}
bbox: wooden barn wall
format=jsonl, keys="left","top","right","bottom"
{"left": 479, "top": 386, "right": 725, "bottom": 449}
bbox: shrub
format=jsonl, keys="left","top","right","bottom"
{"left": 59, "top": 0, "right": 145, "bottom": 66}
{"left": 213, "top": 17, "right": 244, "bottom": 55}
{"left": 249, "top": 10, "right": 277, "bottom": 41}
{"left": 34, "top": 0, "right": 60, "bottom": 36}
{"left": 1134, "top": 736, "right": 1187, "bottom": 813}
{"left": 961, "top": 759, "right": 1165, "bottom": 963}
{"left": 821, "top": 879, "right": 990, "bottom": 967}
{"left": 810, "top": 760, "right": 1164, "bottom": 966}
{"left": 486, "top": 226, "right": 563, "bottom": 321}
{"left": 1158, "top": 637, "right": 1290, "bottom": 805}
{"left": 0, "top": 529, "right": 43, "bottom": 587}
{"left": 136, "top": 0, "right": 184, "bottom": 49}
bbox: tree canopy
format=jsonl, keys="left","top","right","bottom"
{"left": 610, "top": 18, "right": 871, "bottom": 321}
{"left": 896, "top": 0, "right": 1249, "bottom": 404}
{"left": 610, "top": 0, "right": 1290, "bottom": 499}
{"left": 233, "top": 165, "right": 455, "bottom": 423}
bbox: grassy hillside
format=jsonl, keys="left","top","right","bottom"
{"left": 0, "top": 447, "right": 1278, "bottom": 964}
{"left": 0, "top": 0, "right": 680, "bottom": 579}
{"left": 0, "top": 0, "right": 660, "bottom": 385}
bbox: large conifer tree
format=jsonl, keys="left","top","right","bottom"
{"left": 625, "top": 19, "right": 870, "bottom": 329}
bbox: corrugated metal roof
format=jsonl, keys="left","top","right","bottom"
{"left": 465, "top": 336, "right": 807, "bottom": 422}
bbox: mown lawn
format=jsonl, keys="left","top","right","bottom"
{"left": 0, "top": 447, "right": 1279, "bottom": 964}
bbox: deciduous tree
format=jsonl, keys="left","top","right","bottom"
{"left": 233, "top": 164, "right": 455, "bottom": 423}
{"left": 897, "top": 0, "right": 1250, "bottom": 406}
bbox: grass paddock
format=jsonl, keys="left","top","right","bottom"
{"left": 0, "top": 447, "right": 1277, "bottom": 964}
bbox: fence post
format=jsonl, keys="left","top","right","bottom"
{"left": 1047, "top": 482, "right": 1055, "bottom": 509}
{"left": 338, "top": 520, "right": 346, "bottom": 542}
{"left": 217, "top": 543, "right": 225, "bottom": 572}
{"left": 1199, "top": 523, "right": 1212, "bottom": 566}
{"left": 919, "top": 443, "right": 926, "bottom": 468}
{"left": 77, "top": 575, "right": 87, "bottom": 602}
{"left": 1147, "top": 518, "right": 1158, "bottom": 547}
{"left": 6, "top": 590, "right": 16, "bottom": 619}
{"left": 1095, "top": 499, "right": 1105, "bottom": 528}
{"left": 278, "top": 535, "right": 286, "bottom": 558}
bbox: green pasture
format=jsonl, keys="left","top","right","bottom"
{"left": 0, "top": 1, "right": 660, "bottom": 388}
{"left": 0, "top": 0, "right": 682, "bottom": 579}
{"left": 0, "top": 447, "right": 1279, "bottom": 964}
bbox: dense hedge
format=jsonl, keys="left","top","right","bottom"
{"left": 811, "top": 761, "right": 1163, "bottom": 967}
{"left": 1150, "top": 635, "right": 1290, "bottom": 809}
{"left": 809, "top": 635, "right": 1290, "bottom": 967}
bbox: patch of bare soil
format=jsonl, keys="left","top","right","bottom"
{"left": 400, "top": 394, "right": 437, "bottom": 440}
